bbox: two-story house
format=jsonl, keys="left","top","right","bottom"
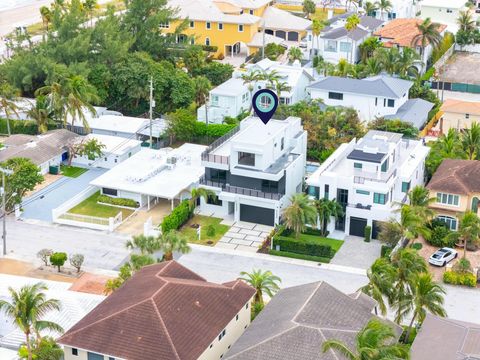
{"left": 199, "top": 116, "right": 307, "bottom": 226}
{"left": 420, "top": 0, "right": 466, "bottom": 34}
{"left": 306, "top": 130, "right": 430, "bottom": 239}
{"left": 371, "top": 0, "right": 418, "bottom": 20}
{"left": 306, "top": 13, "right": 384, "bottom": 64}
{"left": 426, "top": 159, "right": 480, "bottom": 231}
{"left": 308, "top": 75, "right": 433, "bottom": 127}
{"left": 435, "top": 99, "right": 480, "bottom": 135}
{"left": 58, "top": 261, "right": 256, "bottom": 360}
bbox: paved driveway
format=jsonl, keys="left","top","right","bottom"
{"left": 21, "top": 167, "right": 108, "bottom": 222}
{"left": 331, "top": 235, "right": 382, "bottom": 270}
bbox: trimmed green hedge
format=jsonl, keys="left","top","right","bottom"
{"left": 194, "top": 122, "right": 237, "bottom": 138}
{"left": 272, "top": 235, "right": 334, "bottom": 258}
{"left": 161, "top": 200, "right": 193, "bottom": 233}
{"left": 443, "top": 271, "right": 477, "bottom": 287}
{"left": 0, "top": 118, "right": 57, "bottom": 135}
{"left": 97, "top": 195, "right": 139, "bottom": 208}
{"left": 364, "top": 226, "right": 371, "bottom": 243}
{"left": 269, "top": 249, "right": 331, "bottom": 263}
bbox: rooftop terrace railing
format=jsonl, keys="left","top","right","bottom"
{"left": 199, "top": 176, "right": 282, "bottom": 200}
{"left": 200, "top": 125, "right": 240, "bottom": 165}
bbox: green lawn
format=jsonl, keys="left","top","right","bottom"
{"left": 295, "top": 233, "right": 344, "bottom": 252}
{"left": 68, "top": 191, "right": 133, "bottom": 219}
{"left": 179, "top": 215, "right": 229, "bottom": 246}
{"left": 60, "top": 165, "right": 88, "bottom": 178}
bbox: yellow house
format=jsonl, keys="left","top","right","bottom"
{"left": 426, "top": 159, "right": 480, "bottom": 230}
{"left": 437, "top": 99, "right": 480, "bottom": 135}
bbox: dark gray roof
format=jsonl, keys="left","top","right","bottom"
{"left": 308, "top": 75, "right": 413, "bottom": 99}
{"left": 360, "top": 16, "right": 384, "bottom": 31}
{"left": 320, "top": 15, "right": 383, "bottom": 40}
{"left": 384, "top": 98, "right": 434, "bottom": 129}
{"left": 347, "top": 149, "right": 386, "bottom": 163}
{"left": 411, "top": 314, "right": 480, "bottom": 360}
{"left": 322, "top": 26, "right": 369, "bottom": 41}
{"left": 225, "top": 282, "right": 401, "bottom": 360}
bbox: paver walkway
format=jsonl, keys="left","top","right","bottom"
{"left": 215, "top": 221, "right": 273, "bottom": 252}
{"left": 331, "top": 235, "right": 382, "bottom": 270}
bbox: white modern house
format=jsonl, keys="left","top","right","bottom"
{"left": 420, "top": 0, "right": 466, "bottom": 34}
{"left": 199, "top": 116, "right": 307, "bottom": 226}
{"left": 371, "top": 0, "right": 418, "bottom": 20}
{"left": 306, "top": 130, "right": 430, "bottom": 239}
{"left": 72, "top": 134, "right": 142, "bottom": 169}
{"left": 90, "top": 143, "right": 207, "bottom": 210}
{"left": 306, "top": 14, "right": 383, "bottom": 64}
{"left": 308, "top": 75, "right": 433, "bottom": 128}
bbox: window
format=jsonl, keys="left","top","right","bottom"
{"left": 190, "top": 38, "right": 195, "bottom": 45}
{"left": 308, "top": 186, "right": 320, "bottom": 198}
{"left": 279, "top": 97, "right": 291, "bottom": 105}
{"left": 387, "top": 99, "right": 395, "bottom": 107}
{"left": 446, "top": 8, "right": 453, "bottom": 13}
{"left": 102, "top": 188, "right": 117, "bottom": 196}
{"left": 128, "top": 152, "right": 132, "bottom": 157}
{"left": 437, "top": 215, "right": 457, "bottom": 230}
{"left": 354, "top": 162, "right": 362, "bottom": 169}
{"left": 209, "top": 168, "right": 227, "bottom": 183}
{"left": 246, "top": 303, "right": 249, "bottom": 309}
{"left": 328, "top": 92, "right": 343, "bottom": 100}
{"left": 205, "top": 37, "right": 210, "bottom": 46}
{"left": 466, "top": 113, "right": 470, "bottom": 119}
{"left": 219, "top": 329, "right": 227, "bottom": 341}
{"left": 401, "top": 181, "right": 410, "bottom": 193}
{"left": 249, "top": 9, "right": 254, "bottom": 14}
{"left": 206, "top": 22, "right": 211, "bottom": 29}
{"left": 356, "top": 189, "right": 370, "bottom": 195}
{"left": 436, "top": 192, "right": 460, "bottom": 206}
{"left": 210, "top": 344, "right": 213, "bottom": 349}
{"left": 72, "top": 348, "right": 78, "bottom": 356}
{"left": 211, "top": 95, "right": 219, "bottom": 106}
{"left": 381, "top": 159, "right": 388, "bottom": 172}
{"left": 262, "top": 179, "right": 279, "bottom": 193}
{"left": 339, "top": 41, "right": 351, "bottom": 52}
{"left": 109, "top": 358, "right": 115, "bottom": 360}
{"left": 218, "top": 23, "right": 223, "bottom": 30}
{"left": 325, "top": 40, "right": 337, "bottom": 52}
{"left": 242, "top": 93, "right": 249, "bottom": 103}
{"left": 238, "top": 152, "right": 255, "bottom": 166}
{"left": 114, "top": 158, "right": 118, "bottom": 163}
{"left": 104, "top": 157, "right": 107, "bottom": 161}
{"left": 373, "top": 192, "right": 388, "bottom": 205}
{"left": 87, "top": 353, "right": 104, "bottom": 360}
{"left": 236, "top": 314, "right": 239, "bottom": 321}
{"left": 383, "top": 98, "right": 386, "bottom": 107}
{"left": 159, "top": 21, "right": 170, "bottom": 28}
{"left": 473, "top": 197, "right": 479, "bottom": 212}
{"left": 190, "top": 21, "right": 195, "bottom": 28}
{"left": 324, "top": 184, "right": 329, "bottom": 200}
{"left": 375, "top": 97, "right": 378, "bottom": 106}
{"left": 281, "top": 137, "right": 284, "bottom": 150}
{"left": 238, "top": 24, "right": 244, "bottom": 32}
{"left": 207, "top": 195, "right": 222, "bottom": 206}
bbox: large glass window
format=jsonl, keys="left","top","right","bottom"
{"left": 210, "top": 169, "right": 227, "bottom": 184}
{"left": 436, "top": 192, "right": 459, "bottom": 206}
{"left": 262, "top": 180, "right": 279, "bottom": 193}
{"left": 401, "top": 181, "right": 410, "bottom": 193}
{"left": 437, "top": 216, "right": 458, "bottom": 230}
{"left": 325, "top": 40, "right": 337, "bottom": 52}
{"left": 472, "top": 197, "right": 479, "bottom": 212}
{"left": 354, "top": 162, "right": 362, "bottom": 169}
{"left": 102, "top": 188, "right": 117, "bottom": 196}
{"left": 381, "top": 158, "right": 389, "bottom": 172}
{"left": 238, "top": 152, "right": 255, "bottom": 166}
{"left": 339, "top": 41, "right": 351, "bottom": 52}
{"left": 308, "top": 186, "right": 319, "bottom": 198}
{"left": 373, "top": 193, "right": 388, "bottom": 205}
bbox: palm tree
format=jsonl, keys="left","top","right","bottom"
{"left": 375, "top": 0, "right": 392, "bottom": 20}
{"left": 287, "top": 46, "right": 303, "bottom": 63}
{"left": 400, "top": 273, "right": 446, "bottom": 341}
{"left": 322, "top": 318, "right": 410, "bottom": 360}
{"left": 376, "top": 47, "right": 399, "bottom": 75}
{"left": 193, "top": 76, "right": 211, "bottom": 107}
{"left": 360, "top": 258, "right": 396, "bottom": 316}
{"left": 407, "top": 186, "right": 436, "bottom": 222}
{"left": 447, "top": 211, "right": 480, "bottom": 259}
{"left": 0, "top": 87, "right": 20, "bottom": 136}
{"left": 35, "top": 82, "right": 65, "bottom": 126}
{"left": 394, "top": 205, "right": 429, "bottom": 245}
{"left": 359, "top": 37, "right": 381, "bottom": 63}
{"left": 27, "top": 95, "right": 51, "bottom": 134}
{"left": 282, "top": 193, "right": 317, "bottom": 238}
{"left": 395, "top": 48, "right": 420, "bottom": 78}
{"left": 125, "top": 234, "right": 159, "bottom": 255}
{"left": 345, "top": 14, "right": 360, "bottom": 63}
{"left": 273, "top": 80, "right": 291, "bottom": 99}
{"left": 437, "top": 128, "right": 459, "bottom": 155}
{"left": 462, "top": 122, "right": 480, "bottom": 160}
{"left": 0, "top": 283, "right": 63, "bottom": 360}
{"left": 315, "top": 198, "right": 343, "bottom": 236}
{"left": 363, "top": 57, "right": 382, "bottom": 76}
{"left": 239, "top": 269, "right": 281, "bottom": 305}
{"left": 364, "top": 1, "right": 377, "bottom": 16}
{"left": 457, "top": 10, "right": 475, "bottom": 32}
{"left": 189, "top": 187, "right": 216, "bottom": 211}
{"left": 63, "top": 75, "right": 99, "bottom": 129}
{"left": 263, "top": 69, "right": 282, "bottom": 89}
{"left": 412, "top": 18, "right": 442, "bottom": 59}
{"left": 241, "top": 69, "right": 262, "bottom": 113}
{"left": 39, "top": 6, "right": 52, "bottom": 32}
{"left": 158, "top": 230, "right": 191, "bottom": 261}
{"left": 311, "top": 19, "right": 327, "bottom": 56}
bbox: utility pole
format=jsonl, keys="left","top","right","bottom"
{"left": 0, "top": 167, "right": 13, "bottom": 257}
{"left": 262, "top": 19, "right": 265, "bottom": 59}
{"left": 149, "top": 76, "right": 154, "bottom": 149}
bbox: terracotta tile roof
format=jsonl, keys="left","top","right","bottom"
{"left": 426, "top": 159, "right": 480, "bottom": 195}
{"left": 441, "top": 99, "right": 480, "bottom": 116}
{"left": 58, "top": 261, "right": 255, "bottom": 360}
{"left": 374, "top": 18, "right": 447, "bottom": 48}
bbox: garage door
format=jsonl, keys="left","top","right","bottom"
{"left": 372, "top": 220, "right": 386, "bottom": 240}
{"left": 349, "top": 217, "right": 367, "bottom": 237}
{"left": 240, "top": 204, "right": 275, "bottom": 226}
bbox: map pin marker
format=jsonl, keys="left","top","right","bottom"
{"left": 252, "top": 89, "right": 278, "bottom": 125}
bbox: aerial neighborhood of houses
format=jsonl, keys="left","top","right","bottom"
{"left": 3, "top": 0, "right": 480, "bottom": 359}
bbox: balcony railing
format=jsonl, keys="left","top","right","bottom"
{"left": 348, "top": 203, "right": 372, "bottom": 210}
{"left": 201, "top": 153, "right": 229, "bottom": 165}
{"left": 200, "top": 126, "right": 241, "bottom": 165}
{"left": 199, "top": 176, "right": 282, "bottom": 200}
{"left": 353, "top": 169, "right": 397, "bottom": 184}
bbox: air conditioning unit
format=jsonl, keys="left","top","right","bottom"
{"left": 166, "top": 156, "right": 177, "bottom": 164}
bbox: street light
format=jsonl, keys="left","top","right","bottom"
{"left": 0, "top": 167, "right": 14, "bottom": 256}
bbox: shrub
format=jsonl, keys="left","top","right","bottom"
{"left": 381, "top": 245, "right": 392, "bottom": 258}
{"left": 50, "top": 252, "right": 67, "bottom": 272}
{"left": 206, "top": 224, "right": 215, "bottom": 237}
{"left": 443, "top": 270, "right": 477, "bottom": 287}
{"left": 269, "top": 249, "right": 331, "bottom": 263}
{"left": 37, "top": 248, "right": 53, "bottom": 266}
{"left": 161, "top": 200, "right": 193, "bottom": 233}
{"left": 426, "top": 221, "right": 455, "bottom": 247}
{"left": 97, "top": 195, "right": 139, "bottom": 208}
{"left": 272, "top": 236, "right": 334, "bottom": 258}
{"left": 453, "top": 258, "right": 472, "bottom": 274}
{"left": 411, "top": 243, "right": 423, "bottom": 250}
{"left": 193, "top": 122, "right": 237, "bottom": 138}
{"left": 364, "top": 226, "right": 371, "bottom": 243}
{"left": 69, "top": 254, "right": 85, "bottom": 273}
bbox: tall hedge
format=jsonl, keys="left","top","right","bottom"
{"left": 272, "top": 236, "right": 334, "bottom": 258}
{"left": 161, "top": 200, "right": 192, "bottom": 233}
{"left": 193, "top": 122, "right": 237, "bottom": 138}
{"left": 0, "top": 118, "right": 57, "bottom": 135}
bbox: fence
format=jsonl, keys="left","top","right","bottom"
{"left": 419, "top": 111, "right": 443, "bottom": 138}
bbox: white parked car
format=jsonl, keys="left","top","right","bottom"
{"left": 428, "top": 247, "right": 458, "bottom": 267}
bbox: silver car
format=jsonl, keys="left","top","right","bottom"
{"left": 428, "top": 247, "right": 458, "bottom": 267}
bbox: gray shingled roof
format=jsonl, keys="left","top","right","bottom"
{"left": 308, "top": 75, "right": 413, "bottom": 99}
{"left": 320, "top": 15, "right": 383, "bottom": 40}
{"left": 225, "top": 281, "right": 401, "bottom": 360}
{"left": 322, "top": 26, "right": 369, "bottom": 41}
{"left": 384, "top": 98, "right": 434, "bottom": 129}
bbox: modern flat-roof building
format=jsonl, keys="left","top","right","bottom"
{"left": 420, "top": 0, "right": 466, "bottom": 34}
{"left": 199, "top": 116, "right": 307, "bottom": 226}
{"left": 306, "top": 130, "right": 429, "bottom": 239}
{"left": 90, "top": 143, "right": 207, "bottom": 209}
{"left": 58, "top": 261, "right": 255, "bottom": 360}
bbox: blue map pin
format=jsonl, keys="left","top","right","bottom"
{"left": 252, "top": 89, "right": 278, "bottom": 125}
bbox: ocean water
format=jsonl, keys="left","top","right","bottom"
{"left": 0, "top": 0, "right": 37, "bottom": 11}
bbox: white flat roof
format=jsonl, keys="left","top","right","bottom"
{"left": 0, "top": 274, "right": 104, "bottom": 349}
{"left": 211, "top": 78, "right": 249, "bottom": 97}
{"left": 421, "top": 0, "right": 465, "bottom": 8}
{"left": 83, "top": 134, "right": 141, "bottom": 155}
{"left": 90, "top": 143, "right": 207, "bottom": 199}
{"left": 73, "top": 114, "right": 148, "bottom": 134}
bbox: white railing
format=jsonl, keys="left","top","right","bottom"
{"left": 60, "top": 213, "right": 110, "bottom": 226}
